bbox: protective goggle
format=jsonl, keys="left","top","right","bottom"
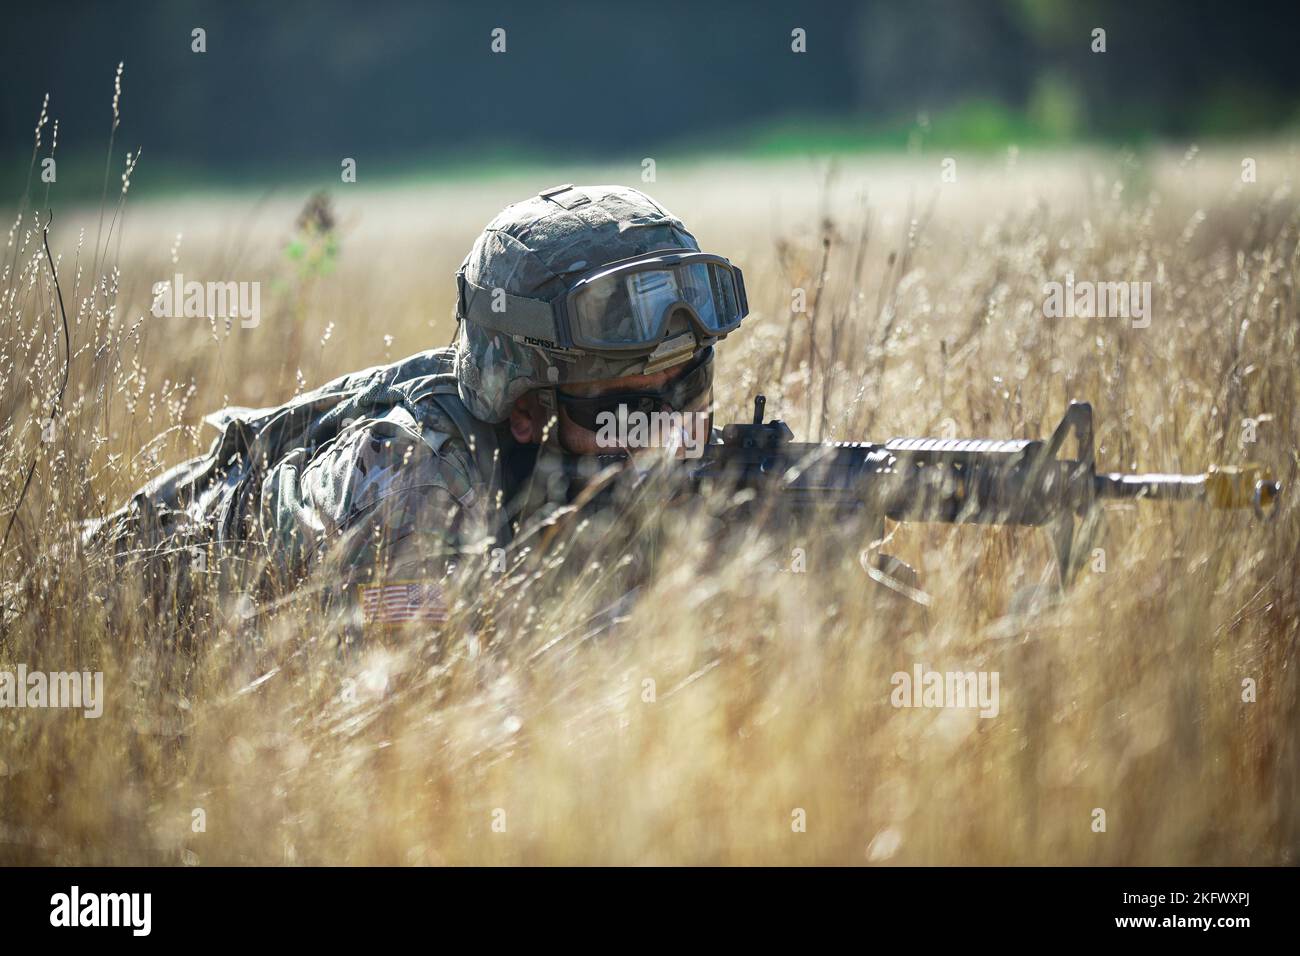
{"left": 458, "top": 250, "right": 748, "bottom": 355}
{"left": 555, "top": 345, "right": 714, "bottom": 431}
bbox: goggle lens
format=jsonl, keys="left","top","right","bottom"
{"left": 571, "top": 260, "right": 742, "bottom": 348}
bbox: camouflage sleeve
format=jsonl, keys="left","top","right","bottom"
{"left": 254, "top": 410, "right": 489, "bottom": 595}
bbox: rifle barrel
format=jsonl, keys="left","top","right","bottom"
{"left": 1094, "top": 472, "right": 1206, "bottom": 501}
{"left": 1095, "top": 466, "right": 1280, "bottom": 513}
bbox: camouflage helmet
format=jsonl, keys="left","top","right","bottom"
{"left": 454, "top": 184, "right": 736, "bottom": 423}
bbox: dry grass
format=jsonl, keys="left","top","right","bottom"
{"left": 1, "top": 136, "right": 1297, "bottom": 864}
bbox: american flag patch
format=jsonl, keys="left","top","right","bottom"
{"left": 359, "top": 580, "right": 448, "bottom": 626}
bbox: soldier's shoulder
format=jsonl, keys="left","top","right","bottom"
{"left": 344, "top": 401, "right": 485, "bottom": 504}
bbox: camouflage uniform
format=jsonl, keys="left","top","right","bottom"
{"left": 89, "top": 349, "right": 499, "bottom": 611}
{"left": 90, "top": 184, "right": 732, "bottom": 621}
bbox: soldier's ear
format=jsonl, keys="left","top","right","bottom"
{"left": 509, "top": 391, "right": 544, "bottom": 444}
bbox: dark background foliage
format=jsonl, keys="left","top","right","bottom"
{"left": 3, "top": 0, "right": 1299, "bottom": 195}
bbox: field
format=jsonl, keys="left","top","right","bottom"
{"left": 1, "top": 144, "right": 1297, "bottom": 864}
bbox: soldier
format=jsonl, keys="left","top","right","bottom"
{"left": 88, "top": 184, "right": 749, "bottom": 628}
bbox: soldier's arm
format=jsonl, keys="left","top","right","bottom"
{"left": 254, "top": 418, "right": 489, "bottom": 597}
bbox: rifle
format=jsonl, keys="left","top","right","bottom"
{"left": 553, "top": 397, "right": 1282, "bottom": 588}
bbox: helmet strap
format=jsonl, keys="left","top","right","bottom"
{"left": 537, "top": 388, "right": 565, "bottom": 451}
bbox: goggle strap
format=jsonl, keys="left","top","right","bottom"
{"left": 460, "top": 274, "right": 561, "bottom": 345}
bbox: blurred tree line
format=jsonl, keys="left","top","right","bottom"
{"left": 3, "top": 0, "right": 1297, "bottom": 194}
